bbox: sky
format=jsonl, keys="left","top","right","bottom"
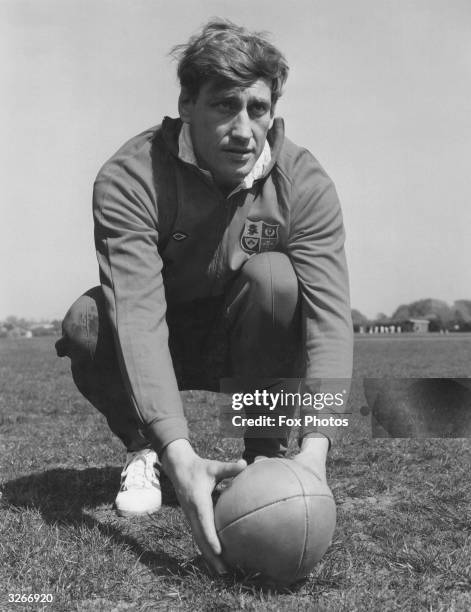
{"left": 1, "top": 0, "right": 470, "bottom": 320}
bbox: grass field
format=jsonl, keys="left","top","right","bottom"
{"left": 1, "top": 335, "right": 470, "bottom": 611}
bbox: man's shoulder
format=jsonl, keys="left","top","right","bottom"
{"left": 96, "top": 125, "right": 162, "bottom": 182}
{"left": 275, "top": 135, "right": 332, "bottom": 187}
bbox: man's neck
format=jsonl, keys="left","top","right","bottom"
{"left": 177, "top": 123, "right": 271, "bottom": 197}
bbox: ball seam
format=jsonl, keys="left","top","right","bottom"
{"left": 276, "top": 460, "right": 310, "bottom": 581}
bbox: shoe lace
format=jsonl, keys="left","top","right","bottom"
{"left": 121, "top": 451, "right": 158, "bottom": 489}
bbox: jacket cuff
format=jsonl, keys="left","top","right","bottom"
{"left": 145, "top": 416, "right": 190, "bottom": 456}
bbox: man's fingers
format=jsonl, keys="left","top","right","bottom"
{"left": 195, "top": 494, "right": 222, "bottom": 555}
{"left": 189, "top": 517, "right": 225, "bottom": 573}
{"left": 167, "top": 454, "right": 247, "bottom": 576}
{"left": 193, "top": 459, "right": 246, "bottom": 570}
{"left": 188, "top": 502, "right": 227, "bottom": 574}
{"left": 211, "top": 458, "right": 247, "bottom": 483}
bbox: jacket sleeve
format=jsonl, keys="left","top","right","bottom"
{"left": 93, "top": 157, "right": 188, "bottom": 455}
{"left": 287, "top": 149, "right": 353, "bottom": 430}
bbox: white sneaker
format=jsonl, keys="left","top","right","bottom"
{"left": 115, "top": 449, "right": 162, "bottom": 517}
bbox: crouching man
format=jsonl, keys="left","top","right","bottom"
{"left": 56, "top": 19, "right": 353, "bottom": 574}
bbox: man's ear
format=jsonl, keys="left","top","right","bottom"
{"left": 178, "top": 88, "right": 194, "bottom": 124}
{"left": 269, "top": 104, "right": 276, "bottom": 129}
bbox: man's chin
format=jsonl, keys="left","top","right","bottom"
{"left": 213, "top": 160, "right": 257, "bottom": 191}
{"left": 226, "top": 162, "right": 255, "bottom": 180}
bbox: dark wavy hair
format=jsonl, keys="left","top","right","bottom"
{"left": 171, "top": 19, "right": 289, "bottom": 107}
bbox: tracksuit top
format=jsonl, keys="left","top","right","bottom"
{"left": 93, "top": 117, "right": 354, "bottom": 454}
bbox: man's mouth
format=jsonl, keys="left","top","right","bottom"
{"left": 224, "top": 148, "right": 254, "bottom": 157}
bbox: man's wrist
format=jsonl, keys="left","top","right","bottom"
{"left": 299, "top": 432, "right": 331, "bottom": 452}
{"left": 161, "top": 438, "right": 195, "bottom": 474}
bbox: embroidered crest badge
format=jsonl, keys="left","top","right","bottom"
{"left": 240, "top": 219, "right": 280, "bottom": 254}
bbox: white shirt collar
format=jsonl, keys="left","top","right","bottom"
{"left": 178, "top": 122, "right": 271, "bottom": 196}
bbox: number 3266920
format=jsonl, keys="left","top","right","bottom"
{"left": 8, "top": 593, "right": 53, "bottom": 603}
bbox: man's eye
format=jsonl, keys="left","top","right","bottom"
{"left": 250, "top": 104, "right": 269, "bottom": 117}
{"left": 215, "top": 100, "right": 234, "bottom": 111}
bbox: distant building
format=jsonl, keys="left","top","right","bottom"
{"left": 31, "top": 323, "right": 56, "bottom": 337}
{"left": 6, "top": 327, "right": 32, "bottom": 338}
{"left": 362, "top": 321, "right": 417, "bottom": 334}
{"left": 403, "top": 318, "right": 430, "bottom": 333}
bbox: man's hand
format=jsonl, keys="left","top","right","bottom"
{"left": 161, "top": 439, "right": 246, "bottom": 574}
{"left": 293, "top": 435, "right": 329, "bottom": 483}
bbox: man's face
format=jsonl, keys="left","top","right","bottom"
{"left": 179, "top": 78, "right": 274, "bottom": 191}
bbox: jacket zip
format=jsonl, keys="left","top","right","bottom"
{"left": 209, "top": 194, "right": 239, "bottom": 293}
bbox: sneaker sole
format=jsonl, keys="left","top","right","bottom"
{"left": 115, "top": 505, "right": 161, "bottom": 518}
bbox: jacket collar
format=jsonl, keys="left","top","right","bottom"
{"left": 178, "top": 123, "right": 272, "bottom": 194}
{"left": 161, "top": 116, "right": 285, "bottom": 188}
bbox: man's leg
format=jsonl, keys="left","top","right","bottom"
{"left": 224, "top": 252, "right": 304, "bottom": 464}
{"left": 56, "top": 287, "right": 150, "bottom": 452}
{"left": 55, "top": 287, "right": 161, "bottom": 516}
{"left": 224, "top": 252, "right": 331, "bottom": 478}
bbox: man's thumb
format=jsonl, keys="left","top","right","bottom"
{"left": 213, "top": 458, "right": 246, "bottom": 482}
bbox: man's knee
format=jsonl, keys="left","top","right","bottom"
{"left": 238, "top": 252, "right": 299, "bottom": 325}
{"left": 55, "top": 286, "right": 103, "bottom": 361}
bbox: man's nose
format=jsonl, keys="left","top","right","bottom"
{"left": 231, "top": 110, "right": 252, "bottom": 142}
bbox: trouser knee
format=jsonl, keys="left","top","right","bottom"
{"left": 55, "top": 287, "right": 149, "bottom": 451}
{"left": 226, "top": 252, "right": 299, "bottom": 329}
{"left": 55, "top": 286, "right": 108, "bottom": 363}
{"left": 225, "top": 252, "right": 302, "bottom": 380}
{"left": 227, "top": 254, "right": 302, "bottom": 460}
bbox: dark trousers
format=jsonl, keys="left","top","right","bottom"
{"left": 56, "top": 252, "right": 303, "bottom": 463}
